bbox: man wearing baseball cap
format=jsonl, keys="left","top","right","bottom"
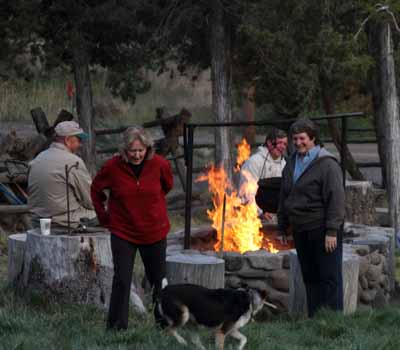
{"left": 28, "top": 120, "right": 96, "bottom": 229}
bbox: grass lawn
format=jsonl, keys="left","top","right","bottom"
{"left": 1, "top": 281, "right": 400, "bottom": 350}
{"left": 1, "top": 225, "right": 400, "bottom": 349}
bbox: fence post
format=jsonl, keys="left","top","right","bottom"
{"left": 184, "top": 125, "right": 194, "bottom": 249}
{"left": 341, "top": 117, "right": 347, "bottom": 186}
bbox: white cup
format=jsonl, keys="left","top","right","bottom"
{"left": 40, "top": 218, "right": 51, "bottom": 235}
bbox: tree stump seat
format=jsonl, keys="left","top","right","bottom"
{"left": 8, "top": 229, "right": 146, "bottom": 313}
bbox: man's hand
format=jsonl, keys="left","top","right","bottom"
{"left": 277, "top": 232, "right": 288, "bottom": 245}
{"left": 325, "top": 235, "right": 337, "bottom": 253}
{"left": 263, "top": 212, "right": 273, "bottom": 221}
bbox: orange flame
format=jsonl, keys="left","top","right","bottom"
{"left": 234, "top": 138, "right": 251, "bottom": 172}
{"left": 197, "top": 138, "right": 278, "bottom": 254}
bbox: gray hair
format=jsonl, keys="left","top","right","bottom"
{"left": 289, "top": 119, "right": 323, "bottom": 146}
{"left": 120, "top": 125, "right": 154, "bottom": 160}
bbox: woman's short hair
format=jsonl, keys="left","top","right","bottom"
{"left": 289, "top": 119, "right": 322, "bottom": 146}
{"left": 120, "top": 125, "right": 154, "bottom": 159}
{"left": 265, "top": 128, "right": 287, "bottom": 144}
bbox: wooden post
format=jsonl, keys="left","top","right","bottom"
{"left": 378, "top": 22, "right": 400, "bottom": 248}
{"left": 210, "top": 1, "right": 234, "bottom": 181}
{"left": 30, "top": 107, "right": 50, "bottom": 135}
{"left": 72, "top": 33, "right": 96, "bottom": 176}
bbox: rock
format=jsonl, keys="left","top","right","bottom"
{"left": 190, "top": 226, "right": 216, "bottom": 239}
{"left": 380, "top": 275, "right": 390, "bottom": 292}
{"left": 368, "top": 279, "right": 381, "bottom": 289}
{"left": 267, "top": 269, "right": 289, "bottom": 292}
{"left": 240, "top": 279, "right": 269, "bottom": 291}
{"left": 225, "top": 275, "right": 242, "bottom": 289}
{"left": 282, "top": 253, "right": 291, "bottom": 269}
{"left": 355, "top": 246, "right": 370, "bottom": 256}
{"left": 372, "top": 289, "right": 388, "bottom": 308}
{"left": 359, "top": 256, "right": 370, "bottom": 276}
{"left": 237, "top": 266, "right": 269, "bottom": 279}
{"left": 382, "top": 259, "right": 388, "bottom": 274}
{"left": 223, "top": 252, "right": 244, "bottom": 272}
{"left": 269, "top": 289, "right": 290, "bottom": 311}
{"left": 359, "top": 275, "right": 368, "bottom": 290}
{"left": 360, "top": 288, "right": 377, "bottom": 304}
{"left": 366, "top": 264, "right": 383, "bottom": 283}
{"left": 244, "top": 251, "right": 283, "bottom": 270}
{"left": 369, "top": 251, "right": 382, "bottom": 265}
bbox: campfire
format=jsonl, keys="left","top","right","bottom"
{"left": 196, "top": 139, "right": 285, "bottom": 254}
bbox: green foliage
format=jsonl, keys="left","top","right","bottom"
{"left": 1, "top": 0, "right": 163, "bottom": 104}
{"left": 235, "top": 0, "right": 375, "bottom": 117}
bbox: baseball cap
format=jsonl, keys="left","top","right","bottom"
{"left": 54, "top": 121, "right": 89, "bottom": 140}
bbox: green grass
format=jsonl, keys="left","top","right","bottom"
{"left": 1, "top": 279, "right": 400, "bottom": 350}
{"left": 1, "top": 229, "right": 400, "bottom": 349}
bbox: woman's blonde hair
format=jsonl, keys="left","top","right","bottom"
{"left": 120, "top": 125, "right": 154, "bottom": 161}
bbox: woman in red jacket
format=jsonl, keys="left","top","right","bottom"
{"left": 91, "top": 126, "right": 173, "bottom": 330}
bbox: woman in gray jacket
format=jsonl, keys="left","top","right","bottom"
{"left": 278, "top": 119, "right": 345, "bottom": 317}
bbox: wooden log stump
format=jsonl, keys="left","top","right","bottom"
{"left": 166, "top": 252, "right": 225, "bottom": 289}
{"left": 14, "top": 229, "right": 145, "bottom": 313}
{"left": 345, "top": 181, "right": 377, "bottom": 225}
{"left": 289, "top": 249, "right": 360, "bottom": 316}
{"left": 8, "top": 233, "right": 27, "bottom": 284}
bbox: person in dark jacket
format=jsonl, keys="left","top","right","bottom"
{"left": 91, "top": 125, "right": 173, "bottom": 330}
{"left": 277, "top": 119, "right": 345, "bottom": 317}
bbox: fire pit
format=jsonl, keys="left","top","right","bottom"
{"left": 167, "top": 222, "right": 395, "bottom": 315}
{"left": 167, "top": 140, "right": 395, "bottom": 314}
{"left": 167, "top": 223, "right": 294, "bottom": 311}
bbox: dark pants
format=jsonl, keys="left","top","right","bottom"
{"left": 293, "top": 227, "right": 343, "bottom": 318}
{"left": 107, "top": 234, "right": 166, "bottom": 330}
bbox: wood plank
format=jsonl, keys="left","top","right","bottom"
{"left": 0, "top": 205, "right": 30, "bottom": 214}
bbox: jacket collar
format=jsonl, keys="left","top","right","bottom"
{"left": 50, "top": 142, "right": 72, "bottom": 153}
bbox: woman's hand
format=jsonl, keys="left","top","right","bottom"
{"left": 325, "top": 235, "right": 337, "bottom": 253}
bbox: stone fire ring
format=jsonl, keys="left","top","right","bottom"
{"left": 166, "top": 223, "right": 394, "bottom": 315}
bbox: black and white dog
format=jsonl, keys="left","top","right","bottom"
{"left": 155, "top": 283, "right": 276, "bottom": 350}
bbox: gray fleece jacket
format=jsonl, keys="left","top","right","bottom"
{"left": 277, "top": 147, "right": 345, "bottom": 235}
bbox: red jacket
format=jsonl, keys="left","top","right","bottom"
{"left": 91, "top": 154, "right": 173, "bottom": 244}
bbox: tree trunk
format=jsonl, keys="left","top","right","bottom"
{"left": 72, "top": 35, "right": 96, "bottom": 176}
{"left": 321, "top": 90, "right": 365, "bottom": 180}
{"left": 210, "top": 1, "right": 234, "bottom": 180}
{"left": 8, "top": 233, "right": 27, "bottom": 285}
{"left": 367, "top": 20, "right": 400, "bottom": 248}
{"left": 19, "top": 230, "right": 146, "bottom": 313}
{"left": 166, "top": 252, "right": 225, "bottom": 289}
{"left": 243, "top": 84, "right": 256, "bottom": 145}
{"left": 375, "top": 22, "right": 400, "bottom": 248}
